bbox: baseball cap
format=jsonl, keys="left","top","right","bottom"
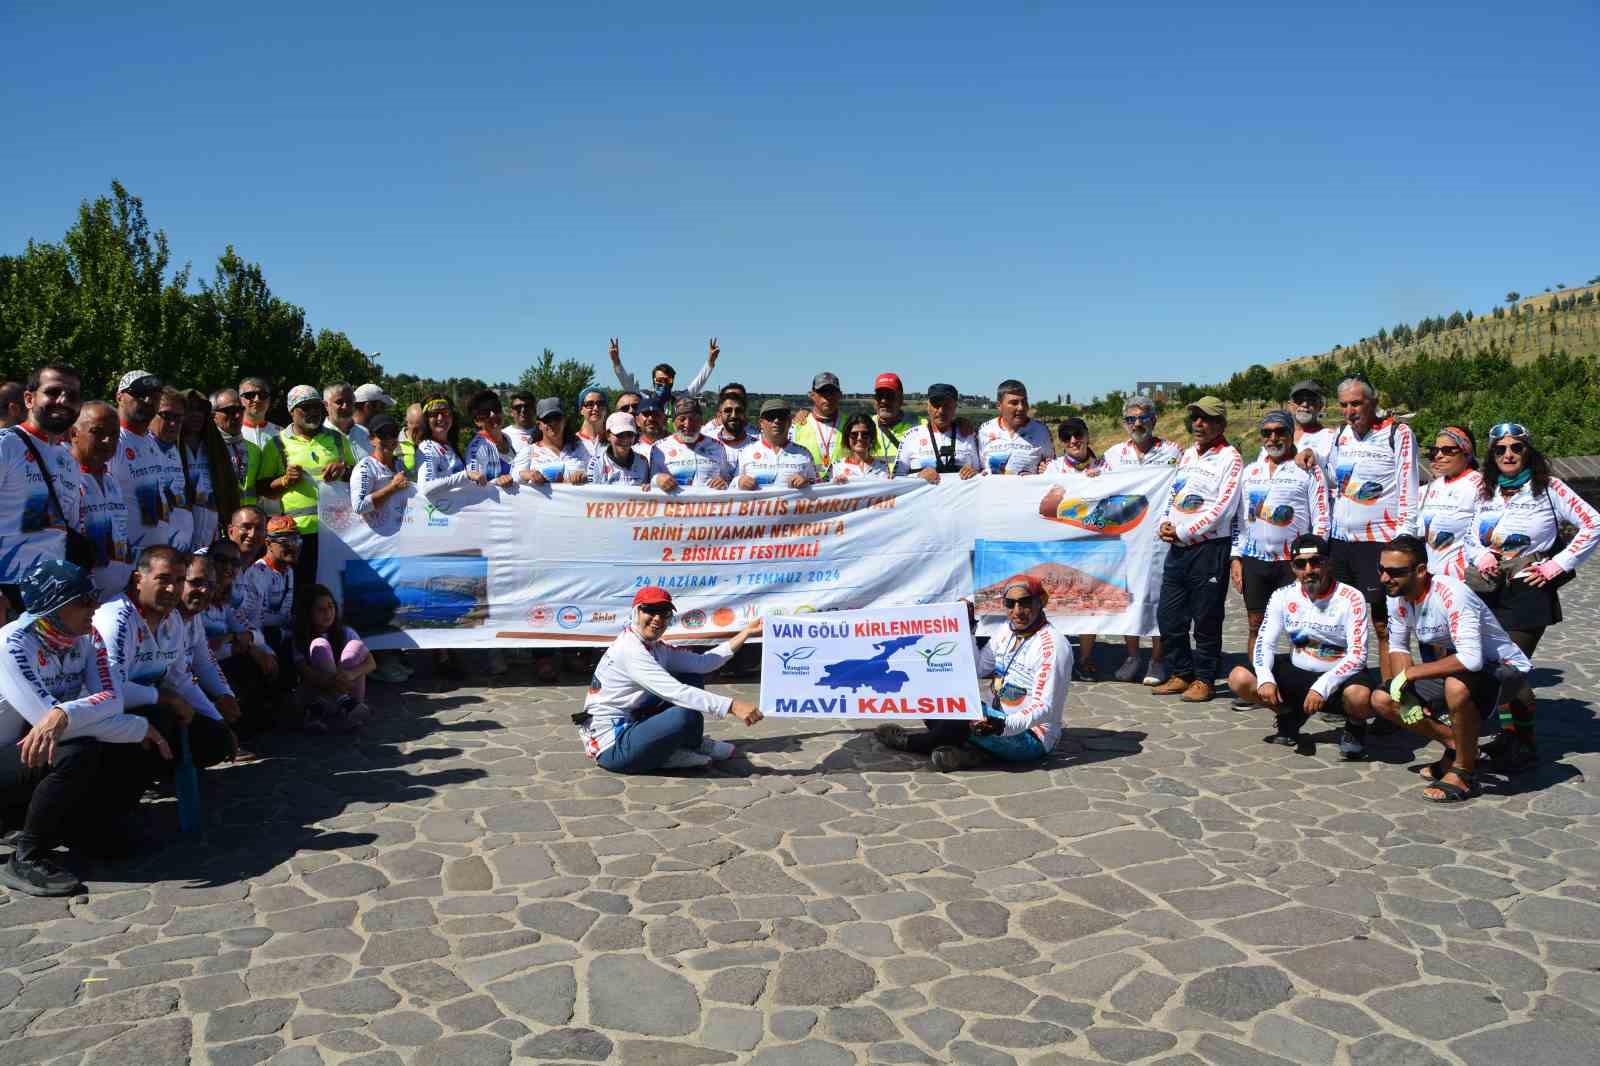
{"left": 605, "top": 412, "right": 638, "bottom": 436}
{"left": 367, "top": 414, "right": 400, "bottom": 438}
{"left": 927, "top": 383, "right": 958, "bottom": 404}
{"left": 1186, "top": 396, "right": 1226, "bottom": 418}
{"left": 1259, "top": 410, "right": 1294, "bottom": 431}
{"left": 636, "top": 394, "right": 663, "bottom": 414}
{"left": 632, "top": 586, "right": 673, "bottom": 608}
{"left": 17, "top": 560, "right": 95, "bottom": 626}
{"left": 811, "top": 372, "right": 841, "bottom": 392}
{"left": 354, "top": 383, "right": 395, "bottom": 405}
{"left": 1290, "top": 533, "right": 1330, "bottom": 560}
{"left": 117, "top": 370, "right": 161, "bottom": 395}
{"left": 287, "top": 385, "right": 323, "bottom": 410}
{"left": 266, "top": 515, "right": 301, "bottom": 539}
{"left": 874, "top": 372, "right": 903, "bottom": 394}
{"left": 1289, "top": 380, "right": 1324, "bottom": 399}
{"left": 536, "top": 398, "right": 564, "bottom": 420}
{"left": 759, "top": 397, "right": 792, "bottom": 417}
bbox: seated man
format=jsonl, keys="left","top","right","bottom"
{"left": 199, "top": 540, "right": 282, "bottom": 732}
{"left": 1369, "top": 534, "right": 1532, "bottom": 803}
{"left": 177, "top": 553, "right": 246, "bottom": 753}
{"left": 1226, "top": 534, "right": 1376, "bottom": 758}
{"left": 0, "top": 561, "right": 165, "bottom": 896}
{"left": 576, "top": 587, "right": 764, "bottom": 773}
{"left": 93, "top": 546, "right": 233, "bottom": 814}
{"left": 237, "top": 516, "right": 299, "bottom": 663}
{"left": 876, "top": 576, "right": 1071, "bottom": 771}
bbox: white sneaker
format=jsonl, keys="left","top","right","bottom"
{"left": 699, "top": 738, "right": 736, "bottom": 761}
{"left": 661, "top": 749, "right": 714, "bottom": 770}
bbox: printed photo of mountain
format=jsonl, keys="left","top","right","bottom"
{"left": 974, "top": 539, "right": 1133, "bottom": 615}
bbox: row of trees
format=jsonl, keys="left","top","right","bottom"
{"left": 0, "top": 182, "right": 601, "bottom": 425}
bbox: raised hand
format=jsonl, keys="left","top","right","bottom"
{"left": 609, "top": 338, "right": 621, "bottom": 363}
{"left": 708, "top": 338, "right": 720, "bottom": 364}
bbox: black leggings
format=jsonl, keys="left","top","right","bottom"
{"left": 98, "top": 707, "right": 233, "bottom": 818}
{"left": 0, "top": 737, "right": 101, "bottom": 856}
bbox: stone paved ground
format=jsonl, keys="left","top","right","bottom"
{"left": 3, "top": 585, "right": 1599, "bottom": 1066}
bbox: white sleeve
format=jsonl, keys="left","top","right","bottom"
{"left": 1448, "top": 592, "right": 1485, "bottom": 673}
{"left": 64, "top": 631, "right": 145, "bottom": 743}
{"left": 188, "top": 617, "right": 234, "bottom": 703}
{"left": 351, "top": 459, "right": 377, "bottom": 514}
{"left": 1000, "top": 629, "right": 1070, "bottom": 738}
{"left": 613, "top": 360, "right": 640, "bottom": 393}
{"left": 1394, "top": 423, "right": 1419, "bottom": 530}
{"left": 684, "top": 359, "right": 714, "bottom": 396}
{"left": 648, "top": 445, "right": 670, "bottom": 478}
{"left": 1253, "top": 591, "right": 1285, "bottom": 685}
{"left": 625, "top": 639, "right": 736, "bottom": 718}
{"left": 96, "top": 605, "right": 159, "bottom": 709}
{"left": 418, "top": 445, "right": 469, "bottom": 501}
{"left": 1550, "top": 479, "right": 1600, "bottom": 572}
{"left": 1387, "top": 596, "right": 1413, "bottom": 657}
{"left": 1310, "top": 469, "right": 1332, "bottom": 538}
{"left": 165, "top": 649, "right": 221, "bottom": 722}
{"left": 1467, "top": 496, "right": 1496, "bottom": 569}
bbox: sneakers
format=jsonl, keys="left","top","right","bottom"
{"left": 1339, "top": 727, "right": 1366, "bottom": 761}
{"left": 1483, "top": 733, "right": 1538, "bottom": 773}
{"left": 660, "top": 749, "right": 714, "bottom": 770}
{"left": 1151, "top": 675, "right": 1193, "bottom": 696}
{"left": 699, "top": 737, "right": 737, "bottom": 761}
{"left": 1180, "top": 680, "right": 1215, "bottom": 703}
{"left": 1114, "top": 656, "right": 1143, "bottom": 683}
{"left": 1143, "top": 660, "right": 1171, "bottom": 687}
{"left": 875, "top": 724, "right": 912, "bottom": 751}
{"left": 931, "top": 745, "right": 987, "bottom": 772}
{"left": 0, "top": 852, "right": 82, "bottom": 897}
{"left": 1230, "top": 697, "right": 1257, "bottom": 711}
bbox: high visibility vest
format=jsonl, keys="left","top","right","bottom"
{"left": 867, "top": 416, "right": 918, "bottom": 463}
{"left": 261, "top": 428, "right": 355, "bottom": 533}
{"left": 790, "top": 414, "right": 847, "bottom": 476}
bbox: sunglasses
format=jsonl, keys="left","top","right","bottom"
{"left": 215, "top": 405, "right": 244, "bottom": 417}
{"left": 1377, "top": 564, "right": 1414, "bottom": 578}
{"left": 616, "top": 403, "right": 638, "bottom": 413}
{"left": 581, "top": 400, "right": 604, "bottom": 408}
{"left": 510, "top": 403, "right": 529, "bottom": 411}
{"left": 847, "top": 430, "right": 874, "bottom": 440}
{"left": 1122, "top": 415, "right": 1155, "bottom": 425}
{"left": 239, "top": 390, "right": 265, "bottom": 401}
{"left": 1062, "top": 429, "right": 1087, "bottom": 440}
{"left": 1493, "top": 442, "right": 1526, "bottom": 457}
{"left": 474, "top": 408, "right": 502, "bottom": 419}
{"left": 638, "top": 604, "right": 674, "bottom": 619}
{"left": 1290, "top": 394, "right": 1321, "bottom": 404}
{"left": 270, "top": 535, "right": 303, "bottom": 547}
{"left": 1259, "top": 427, "right": 1290, "bottom": 437}
{"left": 1289, "top": 557, "right": 1328, "bottom": 570}
{"left": 1427, "top": 445, "right": 1463, "bottom": 458}
{"left": 1002, "top": 595, "right": 1037, "bottom": 610}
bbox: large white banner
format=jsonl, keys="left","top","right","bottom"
{"left": 759, "top": 604, "right": 983, "bottom": 719}
{"left": 317, "top": 465, "right": 1175, "bottom": 649}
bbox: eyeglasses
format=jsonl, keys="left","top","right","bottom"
{"left": 1063, "top": 430, "right": 1087, "bottom": 440}
{"left": 1002, "top": 595, "right": 1037, "bottom": 610}
{"left": 239, "top": 390, "right": 265, "bottom": 401}
{"left": 1377, "top": 564, "right": 1414, "bottom": 578}
{"left": 638, "top": 604, "right": 674, "bottom": 619}
{"left": 1490, "top": 422, "right": 1529, "bottom": 441}
{"left": 1289, "top": 557, "right": 1328, "bottom": 570}
{"left": 1289, "top": 394, "right": 1321, "bottom": 404}
{"left": 215, "top": 405, "right": 244, "bottom": 417}
{"left": 474, "top": 408, "right": 501, "bottom": 419}
{"left": 1427, "top": 445, "right": 1463, "bottom": 458}
{"left": 1122, "top": 414, "right": 1155, "bottom": 425}
{"left": 1493, "top": 442, "right": 1526, "bottom": 457}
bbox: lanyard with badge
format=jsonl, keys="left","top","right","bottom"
{"left": 991, "top": 625, "right": 1040, "bottom": 715}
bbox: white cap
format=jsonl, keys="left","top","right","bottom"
{"left": 605, "top": 412, "right": 638, "bottom": 436}
{"left": 354, "top": 383, "right": 394, "bottom": 405}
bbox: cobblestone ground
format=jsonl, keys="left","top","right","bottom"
{"left": 3, "top": 586, "right": 1599, "bottom": 1066}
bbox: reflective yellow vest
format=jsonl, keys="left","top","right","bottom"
{"left": 258, "top": 428, "right": 355, "bottom": 533}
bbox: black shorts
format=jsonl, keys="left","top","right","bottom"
{"left": 1239, "top": 558, "right": 1294, "bottom": 612}
{"left": 1412, "top": 667, "right": 1513, "bottom": 715}
{"left": 1482, "top": 576, "right": 1563, "bottom": 633}
{"left": 1330, "top": 539, "right": 1386, "bottom": 618}
{"left": 1264, "top": 654, "right": 1376, "bottom": 712}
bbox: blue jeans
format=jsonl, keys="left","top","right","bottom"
{"left": 596, "top": 706, "right": 705, "bottom": 774}
{"left": 905, "top": 707, "right": 1048, "bottom": 763}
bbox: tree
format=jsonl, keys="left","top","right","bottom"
{"left": 1506, "top": 291, "right": 1521, "bottom": 305}
{"left": 517, "top": 349, "right": 597, "bottom": 407}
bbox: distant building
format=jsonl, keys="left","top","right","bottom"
{"left": 1136, "top": 381, "right": 1185, "bottom": 401}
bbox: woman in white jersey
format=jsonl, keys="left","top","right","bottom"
{"left": 514, "top": 398, "right": 587, "bottom": 486}
{"left": 416, "top": 397, "right": 489, "bottom": 501}
{"left": 1415, "top": 426, "right": 1481, "bottom": 580}
{"left": 464, "top": 390, "right": 519, "bottom": 487}
{"left": 832, "top": 413, "right": 893, "bottom": 483}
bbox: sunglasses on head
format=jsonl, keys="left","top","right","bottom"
{"left": 1490, "top": 422, "right": 1529, "bottom": 441}
{"left": 1493, "top": 442, "right": 1526, "bottom": 457}
{"left": 1002, "top": 595, "right": 1037, "bottom": 610}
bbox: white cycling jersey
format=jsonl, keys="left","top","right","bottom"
{"left": 1295, "top": 426, "right": 1337, "bottom": 469}
{"left": 977, "top": 418, "right": 1054, "bottom": 475}
{"left": 1470, "top": 476, "right": 1600, "bottom": 572}
{"left": 415, "top": 440, "right": 465, "bottom": 502}
{"left": 738, "top": 441, "right": 818, "bottom": 487}
{"left": 1044, "top": 453, "right": 1105, "bottom": 476}
{"left": 153, "top": 439, "right": 194, "bottom": 551}
{"left": 572, "top": 430, "right": 606, "bottom": 468}
{"left": 112, "top": 425, "right": 184, "bottom": 552}
{"left": 1231, "top": 456, "right": 1330, "bottom": 561}
{"left": 0, "top": 425, "right": 80, "bottom": 585}
{"left": 579, "top": 628, "right": 735, "bottom": 758}
{"left": 0, "top": 620, "right": 139, "bottom": 746}
{"left": 238, "top": 556, "right": 295, "bottom": 633}
{"left": 241, "top": 420, "right": 283, "bottom": 449}
{"left": 1102, "top": 437, "right": 1182, "bottom": 470}
{"left": 586, "top": 448, "right": 652, "bottom": 486}
{"left": 714, "top": 422, "right": 759, "bottom": 457}
{"left": 894, "top": 424, "right": 981, "bottom": 476}
{"left": 975, "top": 622, "right": 1072, "bottom": 752}
{"left": 832, "top": 455, "right": 892, "bottom": 482}
{"left": 181, "top": 610, "right": 234, "bottom": 704}
{"left": 650, "top": 435, "right": 734, "bottom": 488}
{"left": 1387, "top": 574, "right": 1531, "bottom": 674}
{"left": 182, "top": 442, "right": 220, "bottom": 548}
{"left": 503, "top": 424, "right": 537, "bottom": 458}
{"left": 1415, "top": 469, "right": 1483, "bottom": 579}
{"left": 75, "top": 466, "right": 132, "bottom": 600}
{"left": 93, "top": 595, "right": 220, "bottom": 720}
{"left": 1252, "top": 580, "right": 1369, "bottom": 697}
{"left": 1160, "top": 441, "right": 1244, "bottom": 545}
{"left": 350, "top": 455, "right": 406, "bottom": 531}
{"left": 466, "top": 432, "right": 517, "bottom": 480}
{"left": 1324, "top": 420, "right": 1418, "bottom": 542}
{"left": 513, "top": 442, "right": 586, "bottom": 483}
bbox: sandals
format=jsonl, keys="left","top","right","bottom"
{"left": 1418, "top": 748, "right": 1455, "bottom": 782}
{"left": 1422, "top": 767, "right": 1480, "bottom": 804}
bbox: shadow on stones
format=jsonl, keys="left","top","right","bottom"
{"left": 710, "top": 725, "right": 1147, "bottom": 777}
{"left": 62, "top": 693, "right": 492, "bottom": 889}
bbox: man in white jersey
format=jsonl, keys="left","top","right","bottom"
{"left": 1368, "top": 535, "right": 1531, "bottom": 804}
{"left": 609, "top": 337, "right": 719, "bottom": 405}
{"left": 1287, "top": 380, "right": 1337, "bottom": 468}
{"left": 978, "top": 379, "right": 1054, "bottom": 475}
{"left": 1297, "top": 378, "right": 1418, "bottom": 682}
{"left": 237, "top": 376, "right": 282, "bottom": 449}
{"left": 711, "top": 385, "right": 759, "bottom": 454}
{"left": 238, "top": 517, "right": 300, "bottom": 658}
{"left": 93, "top": 545, "right": 233, "bottom": 808}
{"left": 586, "top": 413, "right": 652, "bottom": 486}
{"left": 0, "top": 561, "right": 164, "bottom": 895}
{"left": 650, "top": 397, "right": 733, "bottom": 492}
{"left": 895, "top": 383, "right": 980, "bottom": 482}
{"left": 150, "top": 388, "right": 195, "bottom": 551}
{"left": 198, "top": 538, "right": 286, "bottom": 726}
{"left": 1229, "top": 410, "right": 1332, "bottom": 707}
{"left": 324, "top": 382, "right": 370, "bottom": 459}
{"left": 736, "top": 399, "right": 818, "bottom": 489}
{"left": 70, "top": 402, "right": 132, "bottom": 602}
{"left": 1226, "top": 534, "right": 1376, "bottom": 758}
{"left": 504, "top": 391, "right": 539, "bottom": 456}
{"left": 1092, "top": 394, "right": 1181, "bottom": 684}
{"left": 0, "top": 363, "right": 84, "bottom": 625}
{"left": 110, "top": 370, "right": 182, "bottom": 555}
{"left": 177, "top": 554, "right": 243, "bottom": 735}
{"left": 1153, "top": 396, "right": 1243, "bottom": 703}
{"left": 876, "top": 576, "right": 1071, "bottom": 771}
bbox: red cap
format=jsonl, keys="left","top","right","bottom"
{"left": 632, "top": 587, "right": 674, "bottom": 608}
{"left": 1001, "top": 573, "right": 1048, "bottom": 603}
{"left": 874, "top": 372, "right": 903, "bottom": 394}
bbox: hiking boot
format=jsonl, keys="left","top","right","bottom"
{"left": 660, "top": 749, "right": 714, "bottom": 770}
{"left": 1113, "top": 656, "right": 1143, "bottom": 683}
{"left": 698, "top": 737, "right": 736, "bottom": 761}
{"left": 931, "top": 745, "right": 987, "bottom": 772}
{"left": 1180, "top": 680, "right": 1215, "bottom": 702}
{"left": 0, "top": 852, "right": 82, "bottom": 897}
{"left": 875, "top": 724, "right": 912, "bottom": 751}
{"left": 1151, "top": 675, "right": 1193, "bottom": 696}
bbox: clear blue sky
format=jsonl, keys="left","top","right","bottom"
{"left": 5, "top": 3, "right": 1596, "bottom": 400}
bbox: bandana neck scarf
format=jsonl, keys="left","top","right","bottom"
{"left": 1498, "top": 467, "right": 1533, "bottom": 492}
{"left": 32, "top": 615, "right": 77, "bottom": 653}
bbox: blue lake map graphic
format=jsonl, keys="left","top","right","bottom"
{"left": 818, "top": 636, "right": 920, "bottom": 692}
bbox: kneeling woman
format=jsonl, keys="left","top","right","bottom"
{"left": 578, "top": 588, "right": 764, "bottom": 773}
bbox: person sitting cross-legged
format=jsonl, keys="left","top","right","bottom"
{"left": 876, "top": 576, "right": 1071, "bottom": 771}
{"left": 1226, "top": 534, "right": 1377, "bottom": 758}
{"left": 577, "top": 587, "right": 764, "bottom": 773}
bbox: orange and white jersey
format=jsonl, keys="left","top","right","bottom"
{"left": 1160, "top": 441, "right": 1243, "bottom": 545}
{"left": 1470, "top": 476, "right": 1600, "bottom": 572}
{"left": 977, "top": 418, "right": 1054, "bottom": 475}
{"left": 1253, "top": 580, "right": 1368, "bottom": 697}
{"left": 1387, "top": 575, "right": 1530, "bottom": 674}
{"left": 737, "top": 441, "right": 818, "bottom": 487}
{"left": 1325, "top": 421, "right": 1418, "bottom": 542}
{"left": 1415, "top": 469, "right": 1483, "bottom": 578}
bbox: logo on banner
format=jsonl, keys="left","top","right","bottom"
{"left": 422, "top": 502, "right": 450, "bottom": 528}
{"left": 777, "top": 646, "right": 817, "bottom": 675}
{"left": 589, "top": 611, "right": 617, "bottom": 623}
{"left": 680, "top": 609, "right": 706, "bottom": 629}
{"left": 556, "top": 605, "right": 583, "bottom": 629}
{"left": 918, "top": 640, "right": 959, "bottom": 673}
{"left": 528, "top": 605, "right": 554, "bottom": 625}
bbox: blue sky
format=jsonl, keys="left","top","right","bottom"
{"left": 4, "top": 3, "right": 1596, "bottom": 399}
